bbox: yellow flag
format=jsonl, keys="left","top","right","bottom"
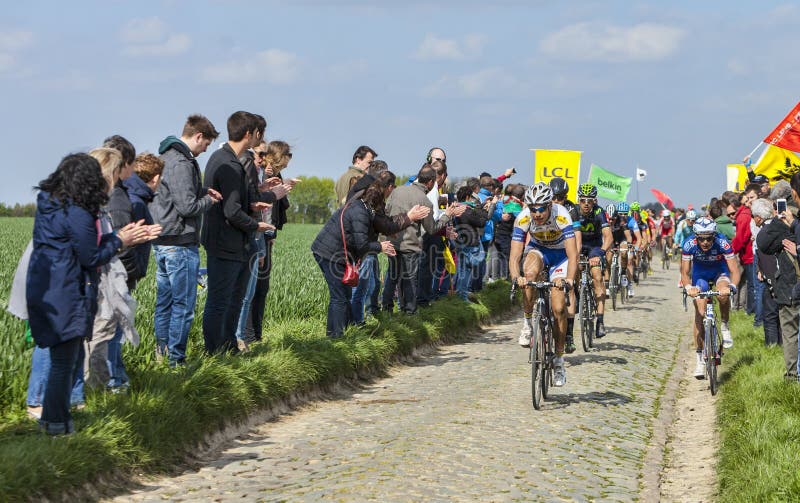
{"left": 533, "top": 149, "right": 582, "bottom": 202}
{"left": 753, "top": 145, "right": 800, "bottom": 182}
{"left": 726, "top": 164, "right": 748, "bottom": 191}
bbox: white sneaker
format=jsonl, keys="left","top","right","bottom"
{"left": 554, "top": 357, "right": 566, "bottom": 386}
{"left": 694, "top": 353, "right": 705, "bottom": 379}
{"left": 721, "top": 322, "right": 733, "bottom": 349}
{"left": 518, "top": 322, "right": 532, "bottom": 347}
{"left": 627, "top": 285, "right": 635, "bottom": 297}
{"left": 606, "top": 288, "right": 611, "bottom": 297}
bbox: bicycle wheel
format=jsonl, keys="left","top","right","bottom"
{"left": 609, "top": 263, "right": 618, "bottom": 311}
{"left": 531, "top": 318, "right": 543, "bottom": 409}
{"left": 708, "top": 322, "right": 718, "bottom": 395}
{"left": 541, "top": 320, "right": 551, "bottom": 400}
{"left": 620, "top": 274, "right": 628, "bottom": 304}
{"left": 580, "top": 283, "right": 591, "bottom": 352}
{"left": 588, "top": 291, "right": 596, "bottom": 349}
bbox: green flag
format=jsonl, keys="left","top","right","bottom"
{"left": 587, "top": 164, "right": 632, "bottom": 201}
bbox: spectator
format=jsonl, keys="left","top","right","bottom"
{"left": 124, "top": 153, "right": 163, "bottom": 287}
{"left": 732, "top": 184, "right": 759, "bottom": 318}
{"left": 757, "top": 180, "right": 800, "bottom": 381}
{"left": 311, "top": 181, "right": 397, "bottom": 338}
{"left": 238, "top": 140, "right": 293, "bottom": 344}
{"left": 27, "top": 153, "right": 155, "bottom": 435}
{"left": 709, "top": 199, "right": 734, "bottom": 240}
{"left": 492, "top": 184, "right": 525, "bottom": 280}
{"left": 334, "top": 146, "right": 376, "bottom": 208}
{"left": 151, "top": 114, "right": 221, "bottom": 366}
{"left": 201, "top": 111, "right": 273, "bottom": 355}
{"left": 751, "top": 198, "right": 780, "bottom": 346}
{"left": 417, "top": 160, "right": 451, "bottom": 307}
{"left": 453, "top": 186, "right": 489, "bottom": 301}
{"left": 382, "top": 166, "right": 465, "bottom": 314}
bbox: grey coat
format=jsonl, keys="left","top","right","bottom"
{"left": 384, "top": 182, "right": 451, "bottom": 253}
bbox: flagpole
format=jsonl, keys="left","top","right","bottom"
{"left": 635, "top": 165, "right": 640, "bottom": 201}
{"left": 746, "top": 141, "right": 762, "bottom": 161}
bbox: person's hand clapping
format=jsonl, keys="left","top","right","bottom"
{"left": 445, "top": 202, "right": 467, "bottom": 217}
{"left": 117, "top": 220, "right": 161, "bottom": 247}
{"left": 381, "top": 241, "right": 396, "bottom": 256}
{"left": 406, "top": 204, "right": 431, "bottom": 221}
{"left": 207, "top": 188, "right": 222, "bottom": 202}
{"left": 251, "top": 202, "right": 272, "bottom": 212}
{"left": 257, "top": 222, "right": 276, "bottom": 232}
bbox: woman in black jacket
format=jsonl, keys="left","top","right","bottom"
{"left": 311, "top": 181, "right": 396, "bottom": 338}
{"left": 453, "top": 186, "right": 489, "bottom": 301}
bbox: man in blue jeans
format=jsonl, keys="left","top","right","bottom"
{"left": 151, "top": 115, "right": 221, "bottom": 365}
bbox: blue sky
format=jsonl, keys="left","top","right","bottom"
{"left": 1, "top": 1, "right": 798, "bottom": 208}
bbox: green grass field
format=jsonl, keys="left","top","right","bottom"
{"left": 0, "top": 218, "right": 327, "bottom": 417}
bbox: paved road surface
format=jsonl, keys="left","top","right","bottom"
{"left": 114, "top": 267, "right": 689, "bottom": 502}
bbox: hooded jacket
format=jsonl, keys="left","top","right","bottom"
{"left": 26, "top": 192, "right": 122, "bottom": 347}
{"left": 150, "top": 136, "right": 214, "bottom": 246}
{"left": 311, "top": 199, "right": 381, "bottom": 266}
{"left": 756, "top": 217, "right": 799, "bottom": 306}
{"left": 121, "top": 173, "right": 155, "bottom": 284}
{"left": 713, "top": 215, "right": 735, "bottom": 241}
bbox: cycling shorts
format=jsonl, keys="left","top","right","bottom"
{"left": 525, "top": 244, "right": 568, "bottom": 280}
{"left": 581, "top": 245, "right": 606, "bottom": 261}
{"left": 692, "top": 264, "right": 730, "bottom": 287}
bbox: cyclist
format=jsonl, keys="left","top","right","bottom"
{"left": 549, "top": 177, "right": 581, "bottom": 353}
{"left": 608, "top": 202, "right": 642, "bottom": 298}
{"left": 675, "top": 209, "right": 697, "bottom": 248}
{"left": 629, "top": 202, "right": 648, "bottom": 286}
{"left": 510, "top": 182, "right": 578, "bottom": 387}
{"left": 657, "top": 209, "right": 676, "bottom": 254}
{"left": 642, "top": 210, "right": 657, "bottom": 266}
{"left": 576, "top": 183, "right": 613, "bottom": 337}
{"left": 681, "top": 217, "right": 740, "bottom": 378}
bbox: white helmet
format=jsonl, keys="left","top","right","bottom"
{"left": 524, "top": 182, "right": 553, "bottom": 206}
{"left": 685, "top": 209, "right": 698, "bottom": 220}
{"left": 606, "top": 203, "right": 617, "bottom": 217}
{"left": 661, "top": 209, "right": 671, "bottom": 217}
{"left": 692, "top": 217, "right": 716, "bottom": 235}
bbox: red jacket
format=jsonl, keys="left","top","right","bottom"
{"left": 731, "top": 205, "right": 753, "bottom": 265}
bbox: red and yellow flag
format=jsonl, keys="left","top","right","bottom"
{"left": 764, "top": 101, "right": 800, "bottom": 153}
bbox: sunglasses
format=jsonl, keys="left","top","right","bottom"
{"left": 726, "top": 212, "right": 736, "bottom": 218}
{"left": 579, "top": 197, "right": 595, "bottom": 204}
{"left": 255, "top": 151, "right": 267, "bottom": 157}
{"left": 529, "top": 205, "right": 549, "bottom": 214}
{"left": 696, "top": 235, "right": 715, "bottom": 243}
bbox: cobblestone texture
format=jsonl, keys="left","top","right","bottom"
{"left": 112, "top": 268, "right": 687, "bottom": 502}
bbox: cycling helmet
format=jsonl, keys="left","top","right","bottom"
{"left": 685, "top": 209, "right": 698, "bottom": 220}
{"left": 548, "top": 177, "right": 569, "bottom": 197}
{"left": 616, "top": 201, "right": 630, "bottom": 215}
{"left": 693, "top": 217, "right": 716, "bottom": 235}
{"left": 578, "top": 183, "right": 598, "bottom": 198}
{"left": 606, "top": 203, "right": 617, "bottom": 217}
{"left": 630, "top": 201, "right": 641, "bottom": 211}
{"left": 661, "top": 209, "right": 671, "bottom": 217}
{"left": 641, "top": 210, "right": 649, "bottom": 220}
{"left": 524, "top": 182, "right": 554, "bottom": 206}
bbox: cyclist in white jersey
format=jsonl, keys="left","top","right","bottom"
{"left": 509, "top": 182, "right": 578, "bottom": 387}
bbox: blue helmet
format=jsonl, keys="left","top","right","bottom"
{"left": 616, "top": 202, "right": 630, "bottom": 215}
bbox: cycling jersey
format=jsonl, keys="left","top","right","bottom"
{"left": 577, "top": 205, "right": 609, "bottom": 247}
{"left": 659, "top": 217, "right": 675, "bottom": 237}
{"left": 562, "top": 200, "right": 581, "bottom": 230}
{"left": 675, "top": 220, "right": 694, "bottom": 247}
{"left": 512, "top": 204, "right": 575, "bottom": 249}
{"left": 682, "top": 234, "right": 734, "bottom": 285}
{"left": 610, "top": 215, "right": 638, "bottom": 244}
{"left": 512, "top": 204, "right": 575, "bottom": 280}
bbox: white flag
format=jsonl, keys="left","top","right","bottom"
{"left": 636, "top": 168, "right": 647, "bottom": 181}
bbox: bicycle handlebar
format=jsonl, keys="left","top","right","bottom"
{"left": 510, "top": 280, "right": 572, "bottom": 307}
{"left": 682, "top": 288, "right": 724, "bottom": 311}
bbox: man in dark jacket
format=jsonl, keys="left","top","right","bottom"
{"left": 201, "top": 112, "right": 273, "bottom": 354}
{"left": 150, "top": 115, "right": 220, "bottom": 366}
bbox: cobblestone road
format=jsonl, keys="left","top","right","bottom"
{"left": 113, "top": 267, "right": 689, "bottom": 502}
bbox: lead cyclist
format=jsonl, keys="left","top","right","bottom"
{"left": 509, "top": 182, "right": 578, "bottom": 387}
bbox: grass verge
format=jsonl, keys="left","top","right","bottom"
{"left": 0, "top": 281, "right": 512, "bottom": 501}
{"left": 717, "top": 310, "right": 800, "bottom": 501}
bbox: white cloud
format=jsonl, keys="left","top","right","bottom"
{"left": 201, "top": 49, "right": 299, "bottom": 85}
{"left": 0, "top": 29, "right": 33, "bottom": 76}
{"left": 120, "top": 17, "right": 191, "bottom": 56}
{"left": 423, "top": 67, "right": 517, "bottom": 98}
{"left": 539, "top": 22, "right": 685, "bottom": 62}
{"left": 414, "top": 33, "right": 487, "bottom": 60}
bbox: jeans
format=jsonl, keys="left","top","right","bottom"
{"left": 154, "top": 245, "right": 200, "bottom": 364}
{"left": 456, "top": 246, "right": 482, "bottom": 300}
{"left": 762, "top": 292, "right": 782, "bottom": 346}
{"left": 382, "top": 251, "right": 421, "bottom": 313}
{"left": 107, "top": 324, "right": 129, "bottom": 387}
{"left": 471, "top": 241, "right": 491, "bottom": 292}
{"left": 40, "top": 337, "right": 83, "bottom": 435}
{"left": 237, "top": 234, "right": 267, "bottom": 342}
{"left": 486, "top": 242, "right": 507, "bottom": 281}
{"left": 203, "top": 254, "right": 250, "bottom": 354}
{"left": 752, "top": 266, "right": 764, "bottom": 325}
{"left": 351, "top": 253, "right": 378, "bottom": 324}
{"left": 314, "top": 254, "right": 353, "bottom": 338}
{"left": 743, "top": 262, "right": 755, "bottom": 315}
{"left": 27, "top": 345, "right": 84, "bottom": 407}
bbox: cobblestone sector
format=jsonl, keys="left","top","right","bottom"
{"left": 113, "top": 269, "right": 687, "bottom": 502}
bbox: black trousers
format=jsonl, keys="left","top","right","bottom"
{"left": 383, "top": 251, "right": 421, "bottom": 314}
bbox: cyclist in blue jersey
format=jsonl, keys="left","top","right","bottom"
{"left": 680, "top": 217, "right": 740, "bottom": 378}
{"left": 509, "top": 182, "right": 578, "bottom": 387}
{"left": 607, "top": 202, "right": 642, "bottom": 298}
{"left": 674, "top": 209, "right": 697, "bottom": 248}
{"left": 575, "top": 184, "right": 613, "bottom": 338}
